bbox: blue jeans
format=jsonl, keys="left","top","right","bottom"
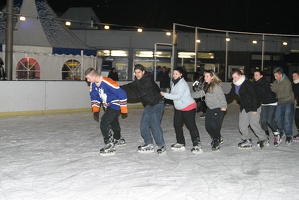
{"left": 140, "top": 102, "right": 165, "bottom": 146}
{"left": 275, "top": 103, "right": 294, "bottom": 137}
{"left": 260, "top": 105, "right": 278, "bottom": 132}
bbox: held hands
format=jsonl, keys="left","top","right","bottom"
{"left": 160, "top": 91, "right": 165, "bottom": 96}
{"left": 93, "top": 112, "right": 100, "bottom": 122}
{"left": 221, "top": 108, "right": 227, "bottom": 111}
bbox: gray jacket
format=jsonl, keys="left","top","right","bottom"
{"left": 205, "top": 84, "right": 227, "bottom": 109}
{"left": 164, "top": 78, "right": 195, "bottom": 110}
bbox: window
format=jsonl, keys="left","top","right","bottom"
{"left": 16, "top": 57, "right": 40, "bottom": 80}
{"left": 62, "top": 59, "right": 81, "bottom": 80}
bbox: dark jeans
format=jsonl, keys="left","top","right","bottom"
{"left": 140, "top": 102, "right": 165, "bottom": 146}
{"left": 260, "top": 105, "right": 278, "bottom": 133}
{"left": 295, "top": 107, "right": 299, "bottom": 131}
{"left": 100, "top": 107, "right": 121, "bottom": 144}
{"left": 205, "top": 108, "right": 225, "bottom": 140}
{"left": 173, "top": 108, "right": 200, "bottom": 145}
{"left": 195, "top": 99, "right": 207, "bottom": 113}
{"left": 275, "top": 103, "right": 294, "bottom": 137}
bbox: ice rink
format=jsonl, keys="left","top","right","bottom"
{"left": 1, "top": 102, "right": 299, "bottom": 200}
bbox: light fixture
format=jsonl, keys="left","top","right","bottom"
{"left": 19, "top": 15, "right": 26, "bottom": 21}
{"left": 65, "top": 21, "right": 71, "bottom": 26}
{"left": 196, "top": 39, "right": 201, "bottom": 43}
{"left": 252, "top": 40, "right": 257, "bottom": 44}
{"left": 283, "top": 42, "right": 288, "bottom": 46}
{"left": 226, "top": 37, "right": 230, "bottom": 42}
{"left": 137, "top": 28, "right": 142, "bottom": 33}
{"left": 104, "top": 25, "right": 110, "bottom": 30}
{"left": 166, "top": 32, "right": 171, "bottom": 36}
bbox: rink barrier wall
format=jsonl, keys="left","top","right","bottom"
{"left": 0, "top": 81, "right": 232, "bottom": 117}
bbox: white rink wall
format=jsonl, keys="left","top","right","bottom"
{"left": 0, "top": 81, "right": 233, "bottom": 116}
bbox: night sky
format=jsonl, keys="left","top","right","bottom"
{"left": 1, "top": 0, "right": 299, "bottom": 34}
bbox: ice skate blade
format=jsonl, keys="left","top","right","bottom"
{"left": 238, "top": 146, "right": 252, "bottom": 149}
{"left": 157, "top": 151, "right": 166, "bottom": 155}
{"left": 116, "top": 143, "right": 126, "bottom": 147}
{"left": 138, "top": 149, "right": 155, "bottom": 153}
{"left": 171, "top": 147, "right": 186, "bottom": 151}
{"left": 191, "top": 149, "right": 203, "bottom": 154}
{"left": 100, "top": 151, "right": 116, "bottom": 156}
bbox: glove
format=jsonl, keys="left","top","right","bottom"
{"left": 93, "top": 112, "right": 99, "bottom": 122}
{"left": 121, "top": 113, "right": 128, "bottom": 119}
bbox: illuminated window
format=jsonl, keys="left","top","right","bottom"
{"left": 16, "top": 57, "right": 40, "bottom": 80}
{"left": 62, "top": 59, "right": 81, "bottom": 80}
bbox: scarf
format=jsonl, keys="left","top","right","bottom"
{"left": 172, "top": 76, "right": 183, "bottom": 86}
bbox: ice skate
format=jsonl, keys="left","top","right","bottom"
{"left": 137, "top": 144, "right": 154, "bottom": 153}
{"left": 257, "top": 139, "right": 268, "bottom": 149}
{"left": 211, "top": 138, "right": 220, "bottom": 152}
{"left": 99, "top": 142, "right": 116, "bottom": 156}
{"left": 157, "top": 146, "right": 166, "bottom": 155}
{"left": 211, "top": 137, "right": 223, "bottom": 147}
{"left": 274, "top": 132, "right": 282, "bottom": 147}
{"left": 191, "top": 143, "right": 203, "bottom": 154}
{"left": 114, "top": 138, "right": 126, "bottom": 146}
{"left": 257, "top": 137, "right": 269, "bottom": 148}
{"left": 170, "top": 143, "right": 186, "bottom": 151}
{"left": 238, "top": 139, "right": 252, "bottom": 149}
{"left": 293, "top": 133, "right": 299, "bottom": 142}
{"left": 286, "top": 136, "right": 293, "bottom": 145}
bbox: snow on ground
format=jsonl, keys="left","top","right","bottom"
{"left": 1, "top": 103, "right": 299, "bottom": 200}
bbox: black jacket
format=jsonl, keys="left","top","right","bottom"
{"left": 121, "top": 72, "right": 163, "bottom": 106}
{"left": 293, "top": 82, "right": 299, "bottom": 106}
{"left": 226, "top": 80, "right": 261, "bottom": 112}
{"left": 254, "top": 77, "right": 277, "bottom": 104}
{"left": 158, "top": 71, "right": 170, "bottom": 88}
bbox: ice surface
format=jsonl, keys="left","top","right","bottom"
{"left": 1, "top": 103, "right": 299, "bottom": 200}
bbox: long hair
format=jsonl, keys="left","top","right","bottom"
{"left": 205, "top": 70, "right": 222, "bottom": 93}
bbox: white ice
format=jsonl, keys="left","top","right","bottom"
{"left": 1, "top": 102, "right": 299, "bottom": 200}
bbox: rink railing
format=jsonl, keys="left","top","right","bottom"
{"left": 0, "top": 81, "right": 232, "bottom": 117}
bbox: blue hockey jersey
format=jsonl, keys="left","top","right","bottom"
{"left": 89, "top": 77, "right": 128, "bottom": 114}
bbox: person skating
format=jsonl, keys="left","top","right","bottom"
{"left": 161, "top": 67, "right": 202, "bottom": 154}
{"left": 121, "top": 64, "right": 166, "bottom": 154}
{"left": 225, "top": 69, "right": 268, "bottom": 149}
{"left": 203, "top": 70, "right": 227, "bottom": 151}
{"left": 85, "top": 68, "right": 128, "bottom": 156}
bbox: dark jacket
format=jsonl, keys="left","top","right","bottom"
{"left": 254, "top": 76, "right": 277, "bottom": 104}
{"left": 121, "top": 72, "right": 163, "bottom": 106}
{"left": 158, "top": 71, "right": 170, "bottom": 88}
{"left": 292, "top": 82, "right": 299, "bottom": 106}
{"left": 226, "top": 80, "right": 261, "bottom": 112}
{"left": 108, "top": 72, "right": 119, "bottom": 81}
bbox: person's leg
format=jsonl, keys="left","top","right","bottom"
{"left": 249, "top": 107, "right": 267, "bottom": 141}
{"left": 100, "top": 107, "right": 118, "bottom": 144}
{"left": 140, "top": 105, "right": 154, "bottom": 145}
{"left": 239, "top": 109, "right": 250, "bottom": 140}
{"left": 284, "top": 103, "right": 294, "bottom": 137}
{"left": 260, "top": 106, "right": 269, "bottom": 132}
{"left": 265, "top": 105, "right": 278, "bottom": 133}
{"left": 109, "top": 109, "right": 121, "bottom": 140}
{"left": 275, "top": 104, "right": 284, "bottom": 133}
{"left": 173, "top": 109, "right": 186, "bottom": 145}
{"left": 150, "top": 102, "right": 165, "bottom": 146}
{"left": 182, "top": 109, "right": 200, "bottom": 145}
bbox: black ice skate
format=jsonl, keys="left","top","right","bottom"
{"left": 137, "top": 144, "right": 154, "bottom": 153}
{"left": 238, "top": 139, "right": 252, "bottom": 149}
{"left": 157, "top": 146, "right": 166, "bottom": 155}
{"left": 274, "top": 132, "right": 282, "bottom": 147}
{"left": 257, "top": 139, "right": 268, "bottom": 149}
{"left": 211, "top": 138, "right": 220, "bottom": 152}
{"left": 100, "top": 142, "right": 116, "bottom": 156}
{"left": 191, "top": 143, "right": 203, "bottom": 154}
{"left": 114, "top": 138, "right": 126, "bottom": 146}
{"left": 170, "top": 143, "right": 186, "bottom": 151}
